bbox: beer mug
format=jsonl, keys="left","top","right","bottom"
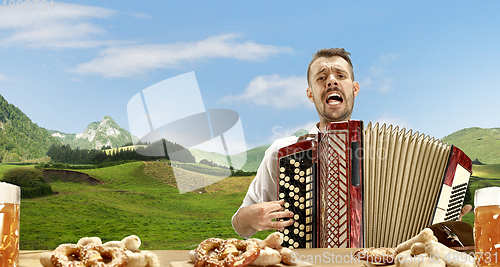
{"left": 0, "top": 182, "right": 20, "bottom": 267}
{"left": 474, "top": 186, "right": 500, "bottom": 267}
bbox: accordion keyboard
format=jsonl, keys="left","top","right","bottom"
{"left": 278, "top": 150, "right": 315, "bottom": 248}
{"left": 444, "top": 182, "right": 468, "bottom": 221}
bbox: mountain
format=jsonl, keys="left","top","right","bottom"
{"left": 0, "top": 94, "right": 60, "bottom": 162}
{"left": 50, "top": 116, "right": 132, "bottom": 150}
{"left": 441, "top": 127, "right": 500, "bottom": 164}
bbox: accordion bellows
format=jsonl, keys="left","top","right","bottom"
{"left": 277, "top": 120, "right": 472, "bottom": 249}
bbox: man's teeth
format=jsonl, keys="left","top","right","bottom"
{"left": 327, "top": 93, "right": 342, "bottom": 103}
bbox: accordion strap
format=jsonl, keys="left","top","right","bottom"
{"left": 297, "top": 133, "right": 316, "bottom": 142}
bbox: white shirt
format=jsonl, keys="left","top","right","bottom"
{"left": 232, "top": 125, "right": 320, "bottom": 238}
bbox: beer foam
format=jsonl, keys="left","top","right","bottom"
{"left": 475, "top": 186, "right": 500, "bottom": 207}
{"left": 0, "top": 182, "right": 20, "bottom": 204}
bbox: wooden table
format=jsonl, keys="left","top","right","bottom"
{"left": 20, "top": 249, "right": 375, "bottom": 267}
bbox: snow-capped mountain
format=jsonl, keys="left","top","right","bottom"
{"left": 49, "top": 116, "right": 132, "bottom": 150}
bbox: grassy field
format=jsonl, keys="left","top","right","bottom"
{"left": 6, "top": 161, "right": 272, "bottom": 250}
{"left": 2, "top": 161, "right": 499, "bottom": 250}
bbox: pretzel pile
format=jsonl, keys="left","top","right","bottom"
{"left": 189, "top": 232, "right": 295, "bottom": 267}
{"left": 356, "top": 228, "right": 475, "bottom": 267}
{"left": 40, "top": 235, "right": 160, "bottom": 267}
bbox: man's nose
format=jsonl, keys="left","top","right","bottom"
{"left": 327, "top": 75, "right": 338, "bottom": 87}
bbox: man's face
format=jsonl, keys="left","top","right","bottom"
{"left": 307, "top": 56, "right": 360, "bottom": 126}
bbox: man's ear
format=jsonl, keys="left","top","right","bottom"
{"left": 306, "top": 87, "right": 314, "bottom": 103}
{"left": 353, "top": 81, "right": 360, "bottom": 98}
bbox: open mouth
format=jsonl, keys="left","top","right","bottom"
{"left": 326, "top": 92, "right": 343, "bottom": 105}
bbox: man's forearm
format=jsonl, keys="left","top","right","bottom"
{"left": 232, "top": 207, "right": 257, "bottom": 238}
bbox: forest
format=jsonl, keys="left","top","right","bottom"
{"left": 45, "top": 139, "right": 196, "bottom": 164}
{"left": 0, "top": 95, "right": 60, "bottom": 162}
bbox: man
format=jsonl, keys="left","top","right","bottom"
{"left": 231, "top": 48, "right": 471, "bottom": 238}
{"left": 232, "top": 48, "right": 359, "bottom": 238}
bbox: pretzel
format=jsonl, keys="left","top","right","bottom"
{"left": 77, "top": 237, "right": 102, "bottom": 247}
{"left": 44, "top": 236, "right": 158, "bottom": 267}
{"left": 102, "top": 241, "right": 125, "bottom": 250}
{"left": 124, "top": 250, "right": 147, "bottom": 267}
{"left": 223, "top": 239, "right": 260, "bottom": 267}
{"left": 250, "top": 247, "right": 281, "bottom": 266}
{"left": 410, "top": 242, "right": 425, "bottom": 256}
{"left": 51, "top": 244, "right": 86, "bottom": 267}
{"left": 248, "top": 232, "right": 296, "bottom": 265}
{"left": 140, "top": 251, "right": 160, "bottom": 267}
{"left": 395, "top": 228, "right": 436, "bottom": 253}
{"left": 194, "top": 238, "right": 225, "bottom": 267}
{"left": 262, "top": 232, "right": 283, "bottom": 249}
{"left": 81, "top": 245, "right": 128, "bottom": 267}
{"left": 40, "top": 252, "right": 55, "bottom": 267}
{"left": 277, "top": 247, "right": 294, "bottom": 265}
{"left": 121, "top": 235, "right": 141, "bottom": 252}
{"left": 193, "top": 238, "right": 260, "bottom": 267}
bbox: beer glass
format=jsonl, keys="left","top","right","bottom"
{"left": 0, "top": 182, "right": 20, "bottom": 267}
{"left": 475, "top": 186, "right": 500, "bottom": 267}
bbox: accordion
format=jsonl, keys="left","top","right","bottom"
{"left": 277, "top": 120, "right": 472, "bottom": 249}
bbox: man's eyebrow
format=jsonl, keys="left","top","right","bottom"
{"left": 333, "top": 66, "right": 348, "bottom": 74}
{"left": 315, "top": 66, "right": 348, "bottom": 77}
{"left": 314, "top": 67, "right": 328, "bottom": 77}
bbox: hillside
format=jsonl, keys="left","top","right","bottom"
{"left": 189, "top": 129, "right": 309, "bottom": 172}
{"left": 51, "top": 115, "right": 132, "bottom": 150}
{"left": 441, "top": 127, "right": 500, "bottom": 164}
{"left": 0, "top": 94, "right": 60, "bottom": 162}
{"left": 189, "top": 144, "right": 269, "bottom": 172}
{"left": 6, "top": 161, "right": 272, "bottom": 250}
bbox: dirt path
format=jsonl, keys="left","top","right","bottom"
{"left": 42, "top": 169, "right": 102, "bottom": 185}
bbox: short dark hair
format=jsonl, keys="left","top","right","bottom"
{"left": 307, "top": 48, "right": 354, "bottom": 86}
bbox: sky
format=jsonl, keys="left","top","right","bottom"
{"left": 1, "top": 1, "right": 500, "bottom": 154}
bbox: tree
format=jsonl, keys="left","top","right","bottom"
{"left": 2, "top": 168, "right": 53, "bottom": 198}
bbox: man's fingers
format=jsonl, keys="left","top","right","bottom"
{"left": 263, "top": 200, "right": 287, "bottom": 213}
{"left": 459, "top": 204, "right": 473, "bottom": 221}
{"left": 270, "top": 211, "right": 294, "bottom": 220}
{"left": 268, "top": 219, "right": 295, "bottom": 231}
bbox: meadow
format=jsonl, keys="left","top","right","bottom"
{"left": 8, "top": 161, "right": 273, "bottom": 250}
{"left": 1, "top": 161, "right": 499, "bottom": 250}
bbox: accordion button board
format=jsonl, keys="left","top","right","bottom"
{"left": 277, "top": 148, "right": 316, "bottom": 249}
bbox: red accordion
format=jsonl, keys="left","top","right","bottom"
{"left": 277, "top": 120, "right": 472, "bottom": 248}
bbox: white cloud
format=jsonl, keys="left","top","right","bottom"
{"left": 71, "top": 34, "right": 293, "bottom": 78}
{"left": 359, "top": 54, "right": 397, "bottom": 93}
{"left": 221, "top": 74, "right": 309, "bottom": 109}
{"left": 0, "top": 74, "right": 8, "bottom": 81}
{"left": 0, "top": 2, "right": 128, "bottom": 48}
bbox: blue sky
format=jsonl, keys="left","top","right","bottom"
{"left": 1, "top": 1, "right": 499, "bottom": 153}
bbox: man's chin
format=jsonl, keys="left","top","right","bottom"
{"left": 323, "top": 111, "right": 351, "bottom": 123}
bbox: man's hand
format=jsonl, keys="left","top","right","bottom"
{"left": 459, "top": 204, "right": 472, "bottom": 221}
{"left": 233, "top": 199, "right": 294, "bottom": 236}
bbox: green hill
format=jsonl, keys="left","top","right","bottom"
{"left": 0, "top": 94, "right": 60, "bottom": 162}
{"left": 189, "top": 129, "right": 309, "bottom": 172}
{"left": 441, "top": 127, "right": 500, "bottom": 164}
{"left": 237, "top": 144, "right": 271, "bottom": 171}
{"left": 4, "top": 161, "right": 271, "bottom": 250}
